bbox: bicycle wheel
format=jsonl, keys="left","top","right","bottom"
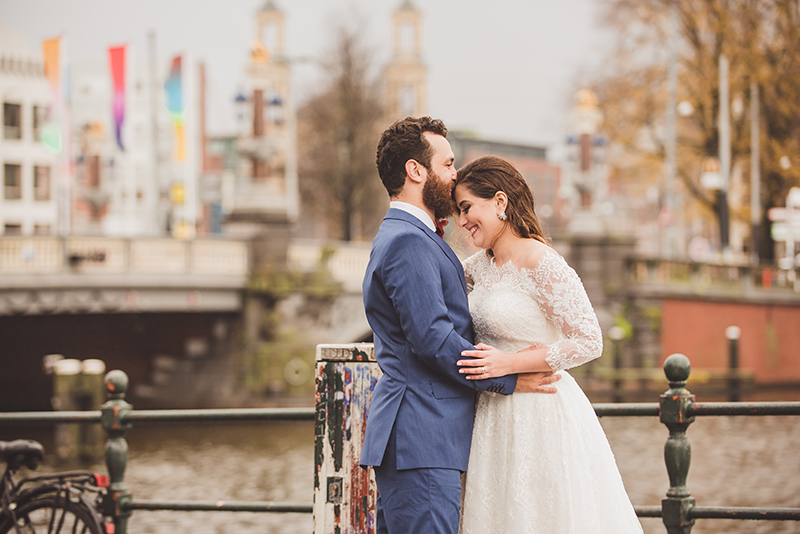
{"left": 0, "top": 495, "right": 103, "bottom": 534}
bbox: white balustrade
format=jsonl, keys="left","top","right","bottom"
{"left": 0, "top": 237, "right": 249, "bottom": 278}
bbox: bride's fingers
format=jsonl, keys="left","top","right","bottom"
{"left": 457, "top": 359, "right": 492, "bottom": 378}
{"left": 474, "top": 343, "right": 493, "bottom": 351}
{"left": 460, "top": 350, "right": 493, "bottom": 359}
{"left": 457, "top": 363, "right": 487, "bottom": 373}
{"left": 457, "top": 357, "right": 486, "bottom": 368}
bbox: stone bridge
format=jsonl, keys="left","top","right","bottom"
{"left": 0, "top": 236, "right": 370, "bottom": 410}
{"left": 2, "top": 234, "right": 799, "bottom": 410}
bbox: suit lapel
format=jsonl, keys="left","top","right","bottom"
{"left": 384, "top": 208, "right": 468, "bottom": 296}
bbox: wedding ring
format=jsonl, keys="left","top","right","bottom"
{"left": 481, "top": 366, "right": 486, "bottom": 375}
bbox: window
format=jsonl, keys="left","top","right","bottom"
{"left": 3, "top": 224, "right": 22, "bottom": 235}
{"left": 4, "top": 102, "right": 21, "bottom": 140}
{"left": 33, "top": 106, "right": 49, "bottom": 141}
{"left": 261, "top": 21, "right": 279, "bottom": 54}
{"left": 34, "top": 224, "right": 51, "bottom": 235}
{"left": 399, "top": 86, "right": 415, "bottom": 117}
{"left": 34, "top": 165, "right": 51, "bottom": 201}
{"left": 4, "top": 164, "right": 22, "bottom": 200}
{"left": 400, "top": 22, "right": 415, "bottom": 52}
{"left": 85, "top": 155, "right": 100, "bottom": 188}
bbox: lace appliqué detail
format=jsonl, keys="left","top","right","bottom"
{"left": 462, "top": 250, "right": 602, "bottom": 371}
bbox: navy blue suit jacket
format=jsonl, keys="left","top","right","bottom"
{"left": 360, "top": 208, "right": 517, "bottom": 471}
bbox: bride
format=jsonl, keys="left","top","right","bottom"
{"left": 452, "top": 156, "right": 643, "bottom": 534}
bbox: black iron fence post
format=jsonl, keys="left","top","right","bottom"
{"left": 608, "top": 326, "right": 626, "bottom": 403}
{"left": 726, "top": 326, "right": 741, "bottom": 402}
{"left": 660, "top": 354, "right": 696, "bottom": 534}
{"left": 100, "top": 370, "right": 133, "bottom": 534}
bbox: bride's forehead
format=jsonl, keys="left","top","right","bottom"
{"left": 454, "top": 185, "right": 478, "bottom": 201}
{"left": 455, "top": 186, "right": 493, "bottom": 204}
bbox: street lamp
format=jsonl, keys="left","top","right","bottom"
{"left": 234, "top": 92, "right": 249, "bottom": 135}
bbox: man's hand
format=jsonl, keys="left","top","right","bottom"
{"left": 514, "top": 371, "right": 561, "bottom": 394}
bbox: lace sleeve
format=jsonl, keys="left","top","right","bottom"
{"left": 462, "top": 251, "right": 484, "bottom": 294}
{"left": 528, "top": 252, "right": 603, "bottom": 371}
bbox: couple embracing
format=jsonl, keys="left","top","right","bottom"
{"left": 360, "top": 116, "right": 643, "bottom": 534}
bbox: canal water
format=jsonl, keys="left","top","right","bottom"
{"left": 7, "top": 414, "right": 800, "bottom": 534}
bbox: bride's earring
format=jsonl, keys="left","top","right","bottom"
{"left": 497, "top": 210, "right": 506, "bottom": 221}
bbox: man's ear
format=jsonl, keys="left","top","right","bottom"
{"left": 405, "top": 159, "right": 425, "bottom": 185}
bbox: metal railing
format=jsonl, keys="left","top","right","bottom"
{"left": 1, "top": 351, "right": 799, "bottom": 534}
{"left": 595, "top": 354, "right": 800, "bottom": 532}
{"left": 0, "top": 372, "right": 314, "bottom": 534}
{"left": 627, "top": 256, "right": 800, "bottom": 295}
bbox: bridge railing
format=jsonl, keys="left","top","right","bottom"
{"left": 2, "top": 347, "right": 800, "bottom": 534}
{"left": 627, "top": 256, "right": 800, "bottom": 294}
{"left": 0, "top": 236, "right": 248, "bottom": 277}
{"left": 287, "top": 239, "right": 371, "bottom": 291}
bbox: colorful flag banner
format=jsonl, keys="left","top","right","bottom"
{"left": 164, "top": 56, "right": 184, "bottom": 161}
{"left": 108, "top": 45, "right": 126, "bottom": 151}
{"left": 41, "top": 37, "right": 63, "bottom": 154}
{"left": 43, "top": 38, "right": 60, "bottom": 88}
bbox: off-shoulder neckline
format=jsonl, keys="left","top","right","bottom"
{"left": 481, "top": 247, "right": 560, "bottom": 274}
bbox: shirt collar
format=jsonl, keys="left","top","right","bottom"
{"left": 390, "top": 201, "right": 436, "bottom": 232}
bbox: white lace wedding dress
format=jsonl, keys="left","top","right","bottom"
{"left": 460, "top": 249, "right": 643, "bottom": 534}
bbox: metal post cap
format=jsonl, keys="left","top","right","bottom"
{"left": 104, "top": 370, "right": 129, "bottom": 396}
{"left": 663, "top": 353, "right": 691, "bottom": 382}
{"left": 53, "top": 359, "right": 82, "bottom": 376}
{"left": 608, "top": 325, "right": 626, "bottom": 341}
{"left": 82, "top": 359, "right": 107, "bottom": 375}
{"left": 725, "top": 326, "right": 741, "bottom": 340}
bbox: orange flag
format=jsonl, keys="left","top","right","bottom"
{"left": 43, "top": 38, "right": 60, "bottom": 89}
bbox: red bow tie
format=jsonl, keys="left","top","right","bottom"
{"left": 435, "top": 222, "right": 445, "bottom": 238}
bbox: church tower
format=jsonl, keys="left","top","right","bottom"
{"left": 383, "top": 1, "right": 427, "bottom": 120}
{"left": 232, "top": 0, "right": 297, "bottom": 220}
{"left": 225, "top": 0, "right": 298, "bottom": 269}
{"left": 245, "top": 0, "right": 291, "bottom": 185}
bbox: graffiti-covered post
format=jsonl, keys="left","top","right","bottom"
{"left": 313, "top": 344, "right": 381, "bottom": 534}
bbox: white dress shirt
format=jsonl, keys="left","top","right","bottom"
{"left": 390, "top": 201, "right": 436, "bottom": 233}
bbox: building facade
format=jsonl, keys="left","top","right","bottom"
{"left": 0, "top": 26, "right": 58, "bottom": 236}
{"left": 69, "top": 52, "right": 173, "bottom": 237}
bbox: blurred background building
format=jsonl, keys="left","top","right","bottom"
{"left": 0, "top": 26, "right": 58, "bottom": 236}
{"left": 2, "top": 0, "right": 800, "bottom": 410}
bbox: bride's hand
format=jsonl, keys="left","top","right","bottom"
{"left": 457, "top": 343, "right": 514, "bottom": 379}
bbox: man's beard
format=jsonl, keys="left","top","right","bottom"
{"left": 422, "top": 169, "right": 457, "bottom": 221}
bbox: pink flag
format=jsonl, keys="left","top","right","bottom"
{"left": 108, "top": 45, "right": 125, "bottom": 151}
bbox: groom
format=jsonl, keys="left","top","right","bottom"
{"left": 360, "top": 116, "right": 559, "bottom": 534}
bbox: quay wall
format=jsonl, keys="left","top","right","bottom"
{"left": 0, "top": 312, "right": 239, "bottom": 411}
{"left": 661, "top": 297, "right": 800, "bottom": 383}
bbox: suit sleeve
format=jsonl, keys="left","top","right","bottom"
{"left": 381, "top": 232, "right": 517, "bottom": 394}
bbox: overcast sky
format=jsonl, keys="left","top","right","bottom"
{"left": 1, "top": 0, "right": 612, "bottom": 156}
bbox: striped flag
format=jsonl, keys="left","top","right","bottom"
{"left": 108, "top": 45, "right": 126, "bottom": 151}
{"left": 164, "top": 55, "right": 184, "bottom": 160}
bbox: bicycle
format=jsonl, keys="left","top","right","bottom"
{"left": 0, "top": 440, "right": 109, "bottom": 534}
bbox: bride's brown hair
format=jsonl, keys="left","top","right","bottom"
{"left": 455, "top": 156, "right": 549, "bottom": 245}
